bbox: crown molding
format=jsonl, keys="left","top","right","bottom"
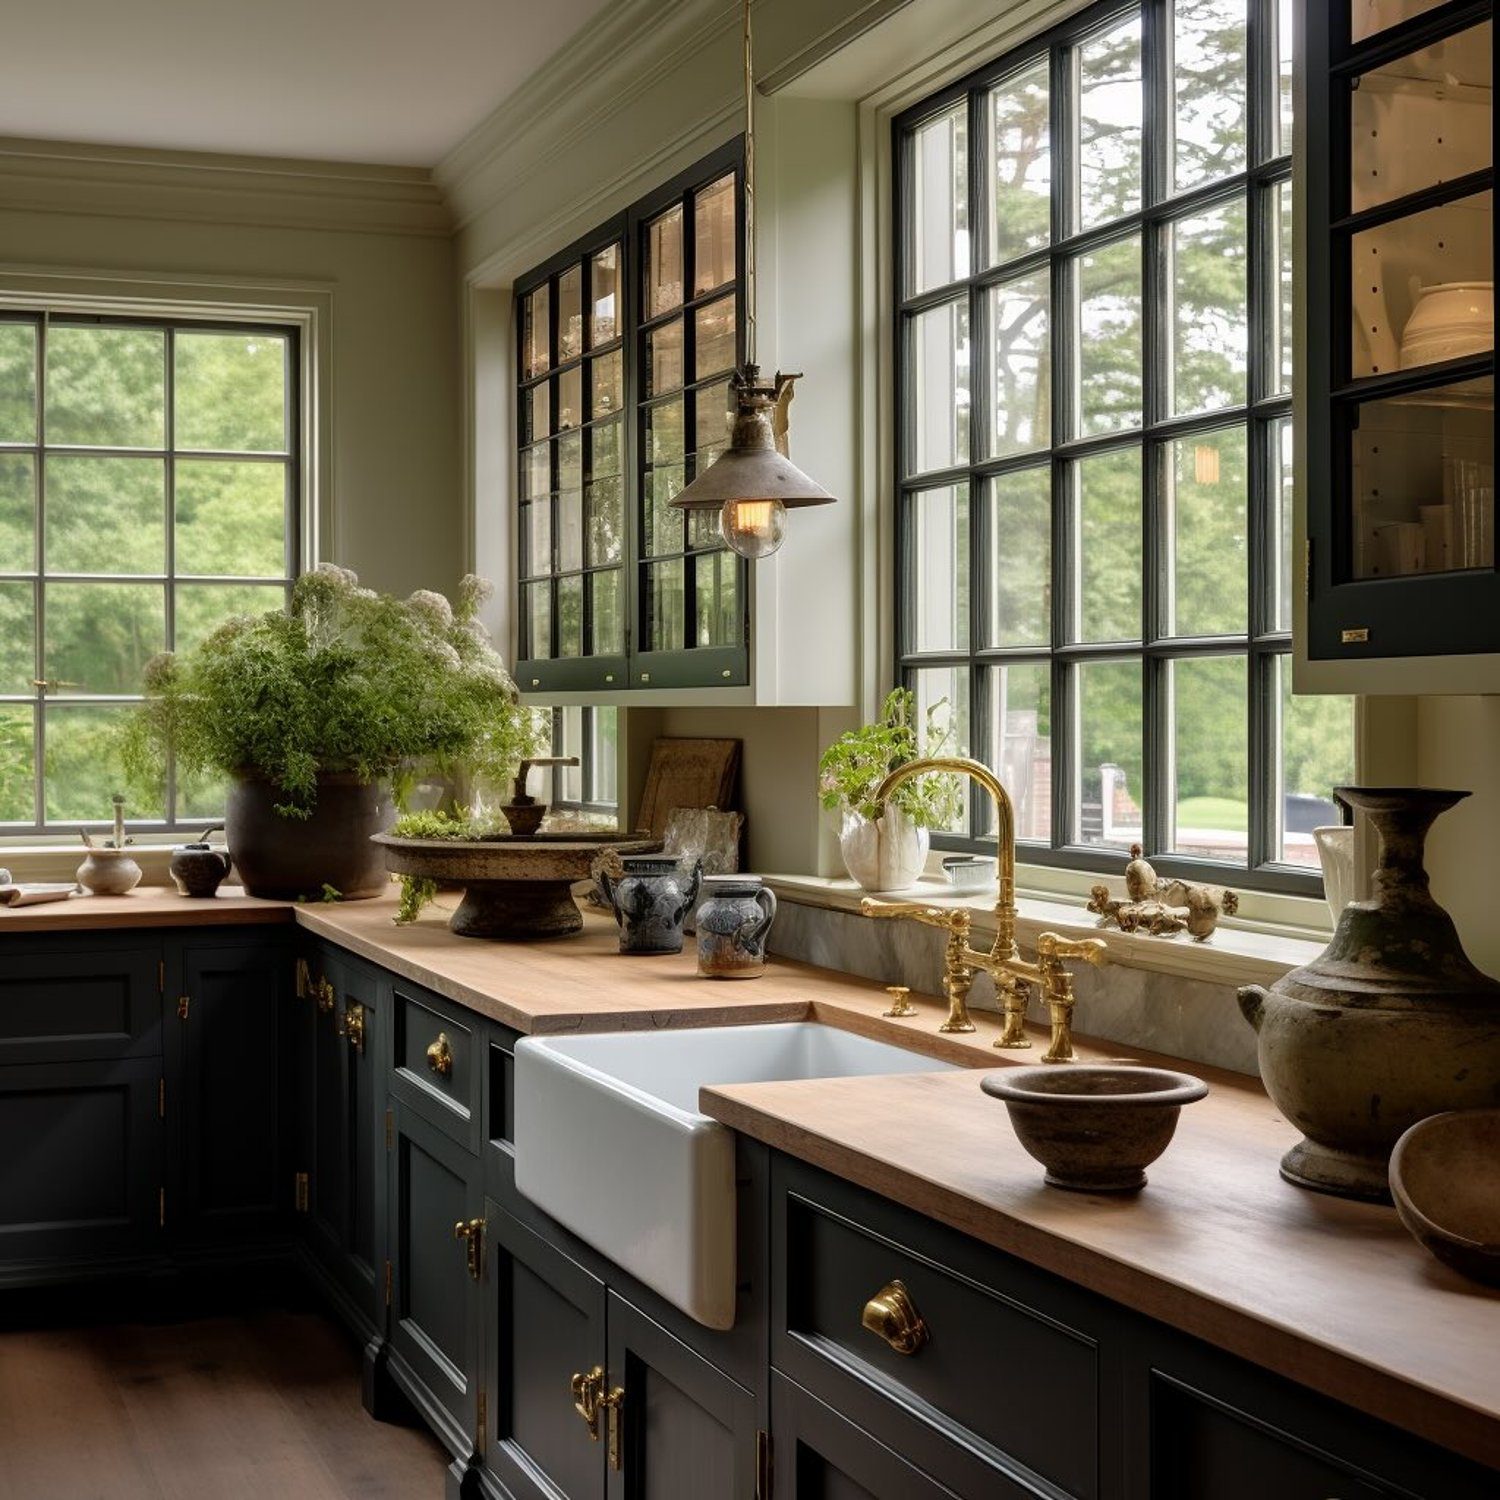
{"left": 0, "top": 134, "right": 451, "bottom": 238}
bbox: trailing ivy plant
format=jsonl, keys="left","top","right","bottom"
{"left": 389, "top": 809, "right": 475, "bottom": 925}
{"left": 817, "top": 688, "right": 963, "bottom": 829}
{"left": 122, "top": 565, "right": 549, "bottom": 820}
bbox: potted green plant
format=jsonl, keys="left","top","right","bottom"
{"left": 817, "top": 688, "right": 961, "bottom": 893}
{"left": 122, "top": 565, "right": 547, "bottom": 900}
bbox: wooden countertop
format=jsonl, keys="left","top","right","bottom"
{"left": 6, "top": 885, "right": 1498, "bottom": 1469}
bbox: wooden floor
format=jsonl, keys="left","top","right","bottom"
{"left": 0, "top": 1309, "right": 448, "bottom": 1500}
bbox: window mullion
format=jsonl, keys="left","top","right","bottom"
{"left": 164, "top": 326, "right": 178, "bottom": 826}
{"left": 967, "top": 84, "right": 988, "bottom": 836}
{"left": 31, "top": 312, "right": 47, "bottom": 835}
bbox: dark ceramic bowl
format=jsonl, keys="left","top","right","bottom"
{"left": 1390, "top": 1108, "right": 1500, "bottom": 1287}
{"left": 982, "top": 1065, "right": 1208, "bottom": 1192}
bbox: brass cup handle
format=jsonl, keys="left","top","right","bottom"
{"left": 453, "top": 1217, "right": 484, "bottom": 1281}
{"left": 571, "top": 1365, "right": 604, "bottom": 1440}
{"left": 861, "top": 1279, "right": 928, "bottom": 1356}
{"left": 426, "top": 1032, "right": 453, "bottom": 1077}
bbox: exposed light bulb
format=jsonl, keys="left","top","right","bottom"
{"left": 720, "top": 497, "right": 787, "bottom": 559}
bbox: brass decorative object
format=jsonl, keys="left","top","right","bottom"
{"left": 426, "top": 1032, "right": 454, "bottom": 1078}
{"left": 882, "top": 985, "right": 917, "bottom": 1018}
{"left": 340, "top": 1001, "right": 366, "bottom": 1056}
{"left": 1086, "top": 845, "right": 1238, "bottom": 941}
{"left": 859, "top": 756, "right": 1108, "bottom": 1062}
{"left": 453, "top": 1216, "right": 484, "bottom": 1281}
{"left": 861, "top": 1279, "right": 929, "bottom": 1355}
{"left": 571, "top": 1366, "right": 605, "bottom": 1440}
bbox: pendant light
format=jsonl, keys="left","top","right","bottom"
{"left": 668, "top": 0, "right": 836, "bottom": 557}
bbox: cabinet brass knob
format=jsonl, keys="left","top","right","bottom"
{"left": 315, "top": 977, "right": 336, "bottom": 1015}
{"left": 861, "top": 1278, "right": 928, "bottom": 1355}
{"left": 426, "top": 1032, "right": 453, "bottom": 1077}
{"left": 571, "top": 1365, "right": 604, "bottom": 1440}
{"left": 341, "top": 1003, "right": 366, "bottom": 1055}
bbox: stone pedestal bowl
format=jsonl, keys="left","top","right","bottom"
{"left": 1390, "top": 1108, "right": 1500, "bottom": 1287}
{"left": 373, "top": 832, "right": 657, "bottom": 941}
{"left": 982, "top": 1065, "right": 1208, "bottom": 1192}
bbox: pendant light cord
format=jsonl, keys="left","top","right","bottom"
{"left": 742, "top": 0, "right": 757, "bottom": 370}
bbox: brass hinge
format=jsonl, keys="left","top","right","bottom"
{"left": 476, "top": 1390, "right": 488, "bottom": 1456}
{"left": 177, "top": 995, "right": 191, "bottom": 1022}
{"left": 602, "top": 1384, "right": 625, "bottom": 1472}
{"left": 295, "top": 956, "right": 310, "bottom": 999}
{"left": 158, "top": 959, "right": 165, "bottom": 995}
{"left": 158, "top": 1078, "right": 165, "bottom": 1119}
{"left": 756, "top": 1429, "right": 773, "bottom": 1500}
{"left": 294, "top": 1171, "right": 310, "bottom": 1213}
{"left": 384, "top": 1108, "right": 394, "bottom": 1152}
{"left": 1304, "top": 537, "right": 1312, "bottom": 601}
{"left": 158, "top": 1187, "right": 165, "bottom": 1228}
{"left": 384, "top": 1259, "right": 393, "bottom": 1307}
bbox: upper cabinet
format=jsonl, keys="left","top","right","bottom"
{"left": 1301, "top": 0, "right": 1499, "bottom": 689}
{"left": 513, "top": 143, "right": 750, "bottom": 695}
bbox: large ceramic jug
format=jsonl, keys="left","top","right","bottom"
{"left": 1239, "top": 787, "right": 1500, "bottom": 1202}
{"left": 599, "top": 854, "right": 703, "bottom": 956}
{"left": 696, "top": 875, "right": 778, "bottom": 979}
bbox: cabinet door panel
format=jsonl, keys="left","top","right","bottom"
{"left": 607, "top": 1291, "right": 756, "bottom": 1500}
{"left": 0, "top": 1058, "right": 162, "bottom": 1269}
{"left": 0, "top": 942, "right": 161, "bottom": 1064}
{"left": 485, "top": 1202, "right": 606, "bottom": 1500}
{"left": 343, "top": 957, "right": 383, "bottom": 1310}
{"left": 309, "top": 950, "right": 349, "bottom": 1259}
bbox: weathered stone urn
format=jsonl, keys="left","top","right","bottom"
{"left": 1238, "top": 787, "right": 1500, "bottom": 1203}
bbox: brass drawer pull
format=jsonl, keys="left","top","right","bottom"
{"left": 571, "top": 1365, "right": 604, "bottom": 1440}
{"left": 339, "top": 1002, "right": 366, "bottom": 1055}
{"left": 426, "top": 1032, "right": 453, "bottom": 1077}
{"left": 453, "top": 1216, "right": 484, "bottom": 1281}
{"left": 862, "top": 1278, "right": 928, "bottom": 1355}
{"left": 315, "top": 976, "right": 336, "bottom": 1015}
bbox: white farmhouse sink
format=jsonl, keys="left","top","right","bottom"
{"left": 513, "top": 1023, "right": 957, "bottom": 1329}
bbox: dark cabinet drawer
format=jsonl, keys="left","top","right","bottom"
{"left": 0, "top": 941, "right": 161, "bottom": 1064}
{"left": 773, "top": 1158, "right": 1100, "bottom": 1500}
{"left": 390, "top": 979, "right": 479, "bottom": 1150}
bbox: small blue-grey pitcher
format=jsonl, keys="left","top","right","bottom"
{"left": 599, "top": 854, "right": 703, "bottom": 955}
{"left": 695, "top": 875, "right": 778, "bottom": 979}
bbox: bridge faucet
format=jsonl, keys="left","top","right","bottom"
{"left": 858, "top": 756, "right": 1107, "bottom": 1063}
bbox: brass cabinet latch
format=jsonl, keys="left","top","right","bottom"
{"left": 177, "top": 995, "right": 191, "bottom": 1022}
{"left": 861, "top": 1278, "right": 929, "bottom": 1355}
{"left": 426, "top": 1032, "right": 454, "bottom": 1077}
{"left": 601, "top": 1383, "right": 625, "bottom": 1471}
{"left": 339, "top": 1002, "right": 366, "bottom": 1054}
{"left": 571, "top": 1365, "right": 605, "bottom": 1440}
{"left": 454, "top": 1217, "right": 484, "bottom": 1281}
{"left": 295, "top": 957, "right": 310, "bottom": 998}
{"left": 315, "top": 977, "right": 336, "bottom": 1015}
{"left": 294, "top": 1171, "right": 310, "bottom": 1213}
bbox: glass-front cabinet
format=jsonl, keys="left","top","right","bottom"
{"left": 1304, "top": 0, "right": 1498, "bottom": 669}
{"left": 514, "top": 143, "right": 747, "bottom": 694}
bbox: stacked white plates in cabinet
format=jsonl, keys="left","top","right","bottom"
{"left": 1399, "top": 282, "right": 1493, "bottom": 369}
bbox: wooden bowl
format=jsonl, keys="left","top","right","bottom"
{"left": 982, "top": 1065, "right": 1208, "bottom": 1192}
{"left": 1390, "top": 1109, "right": 1500, "bottom": 1287}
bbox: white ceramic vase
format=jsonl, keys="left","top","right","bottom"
{"left": 1313, "top": 825, "right": 1355, "bottom": 925}
{"left": 838, "top": 807, "right": 929, "bottom": 893}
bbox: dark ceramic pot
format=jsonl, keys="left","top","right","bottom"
{"left": 226, "top": 773, "right": 393, "bottom": 901}
{"left": 599, "top": 854, "right": 702, "bottom": 955}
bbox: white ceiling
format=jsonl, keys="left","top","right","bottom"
{"left": 0, "top": 0, "right": 614, "bottom": 167}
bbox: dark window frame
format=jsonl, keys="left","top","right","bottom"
{"left": 893, "top": 0, "right": 1325, "bottom": 895}
{"left": 0, "top": 307, "right": 301, "bottom": 837}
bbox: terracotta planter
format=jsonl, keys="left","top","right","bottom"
{"left": 838, "top": 808, "right": 929, "bottom": 893}
{"left": 226, "top": 773, "right": 393, "bottom": 901}
{"left": 1239, "top": 787, "right": 1500, "bottom": 1203}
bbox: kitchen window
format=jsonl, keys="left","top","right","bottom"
{"left": 895, "top": 0, "right": 1354, "bottom": 890}
{"left": 547, "top": 705, "right": 619, "bottom": 821}
{"left": 0, "top": 312, "right": 298, "bottom": 833}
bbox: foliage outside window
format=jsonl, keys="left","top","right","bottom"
{"left": 896, "top": 0, "right": 1354, "bottom": 890}
{"left": 0, "top": 312, "right": 298, "bottom": 833}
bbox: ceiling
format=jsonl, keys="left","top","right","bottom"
{"left": 0, "top": 0, "right": 614, "bottom": 167}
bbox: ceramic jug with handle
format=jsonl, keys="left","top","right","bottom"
{"left": 696, "top": 875, "right": 778, "bottom": 979}
{"left": 599, "top": 854, "right": 703, "bottom": 955}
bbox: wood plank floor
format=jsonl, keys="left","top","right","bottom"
{"left": 0, "top": 1310, "right": 448, "bottom": 1500}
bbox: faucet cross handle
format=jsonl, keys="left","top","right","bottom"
{"left": 1039, "top": 934, "right": 1109, "bottom": 967}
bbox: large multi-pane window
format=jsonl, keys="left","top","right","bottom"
{"left": 0, "top": 312, "right": 297, "bottom": 832}
{"left": 896, "top": 0, "right": 1354, "bottom": 889}
{"left": 547, "top": 706, "right": 620, "bottom": 822}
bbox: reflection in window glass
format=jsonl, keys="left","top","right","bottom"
{"left": 908, "top": 299, "right": 970, "bottom": 475}
{"left": 1077, "top": 237, "right": 1142, "bottom": 436}
{"left": 910, "top": 485, "right": 969, "bottom": 654}
{"left": 910, "top": 105, "right": 969, "bottom": 294}
{"left": 1172, "top": 655, "right": 1248, "bottom": 862}
{"left": 1172, "top": 197, "right": 1248, "bottom": 415}
{"left": 987, "top": 273, "right": 1050, "bottom": 457}
{"left": 1173, "top": 0, "right": 1247, "bottom": 193}
{"left": 1078, "top": 14, "right": 1142, "bottom": 229}
{"left": 987, "top": 60, "right": 1050, "bottom": 265}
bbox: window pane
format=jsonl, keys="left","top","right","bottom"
{"left": 1351, "top": 192, "right": 1493, "bottom": 380}
{"left": 1078, "top": 13, "right": 1143, "bottom": 229}
{"left": 1350, "top": 23, "right": 1491, "bottom": 215}
{"left": 910, "top": 104, "right": 969, "bottom": 294}
{"left": 695, "top": 296, "right": 736, "bottom": 380}
{"left": 694, "top": 378, "right": 733, "bottom": 469}
{"left": 695, "top": 550, "right": 740, "bottom": 647}
{"left": 46, "top": 456, "right": 165, "bottom": 575}
{"left": 988, "top": 467, "right": 1050, "bottom": 647}
{"left": 0, "top": 454, "right": 35, "bottom": 573}
{"left": 524, "top": 582, "right": 551, "bottom": 658}
{"left": 0, "top": 581, "right": 33, "bottom": 694}
{"left": 557, "top": 489, "right": 584, "bottom": 572}
{"left": 989, "top": 663, "right": 1051, "bottom": 842}
{"left": 647, "top": 559, "right": 685, "bottom": 649}
{"left": 558, "top": 431, "right": 583, "bottom": 493}
{"left": 1173, "top": 0, "right": 1247, "bottom": 193}
{"left": 986, "top": 60, "right": 1050, "bottom": 266}
{"left": 1277, "top": 0, "right": 1294, "bottom": 155}
{"left": 523, "top": 286, "right": 550, "bottom": 379}
{"left": 1274, "top": 418, "right": 1294, "bottom": 633}
{"left": 644, "top": 467, "right": 685, "bottom": 556}
{"left": 0, "top": 322, "right": 36, "bottom": 443}
{"left": 524, "top": 500, "right": 552, "bottom": 577}
{"left": 1075, "top": 447, "right": 1141, "bottom": 643}
{"left": 647, "top": 319, "right": 684, "bottom": 397}
{"left": 1171, "top": 655, "right": 1247, "bottom": 863}
{"left": 1277, "top": 657, "right": 1356, "bottom": 867}
{"left": 1172, "top": 196, "right": 1248, "bottom": 415}
{"left": 1167, "top": 428, "right": 1247, "bottom": 637}
{"left": 175, "top": 331, "right": 287, "bottom": 453}
{"left": 593, "top": 707, "right": 619, "bottom": 807}
{"left": 591, "top": 244, "right": 620, "bottom": 345}
{"left": 586, "top": 477, "right": 623, "bottom": 566}
{"left": 1351, "top": 0, "right": 1448, "bottom": 43}
{"left": 908, "top": 484, "right": 968, "bottom": 653}
{"left": 558, "top": 266, "right": 584, "bottom": 363}
{"left": 986, "top": 271, "right": 1050, "bottom": 457}
{"left": 695, "top": 175, "right": 737, "bottom": 296}
{"left": 910, "top": 666, "right": 969, "bottom": 832}
{"left": 174, "top": 583, "right": 285, "bottom": 656}
{"left": 46, "top": 326, "right": 164, "bottom": 449}
{"left": 591, "top": 417, "right": 623, "bottom": 481}
{"left": 526, "top": 383, "right": 549, "bottom": 443}
{"left": 521, "top": 442, "right": 549, "bottom": 501}
{"left": 175, "top": 460, "right": 286, "bottom": 577}
{"left": 558, "top": 367, "right": 582, "bottom": 431}
{"left": 647, "top": 398, "right": 685, "bottom": 468}
{"left": 44, "top": 582, "right": 164, "bottom": 694}
{"left": 0, "top": 704, "right": 33, "bottom": 823}
{"left": 647, "top": 206, "right": 684, "bottom": 319}
{"left": 557, "top": 576, "right": 583, "bottom": 657}
{"left": 1076, "top": 236, "right": 1142, "bottom": 436}
{"left": 1076, "top": 659, "right": 1142, "bottom": 849}
{"left": 45, "top": 703, "right": 160, "bottom": 823}
{"left": 1273, "top": 179, "right": 1293, "bottom": 395}
{"left": 592, "top": 569, "right": 623, "bottom": 654}
{"left": 591, "top": 350, "right": 622, "bottom": 419}
{"left": 907, "top": 299, "right": 969, "bottom": 475}
{"left": 178, "top": 763, "right": 230, "bottom": 822}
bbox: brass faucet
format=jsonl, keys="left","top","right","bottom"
{"left": 859, "top": 756, "right": 1108, "bottom": 1063}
